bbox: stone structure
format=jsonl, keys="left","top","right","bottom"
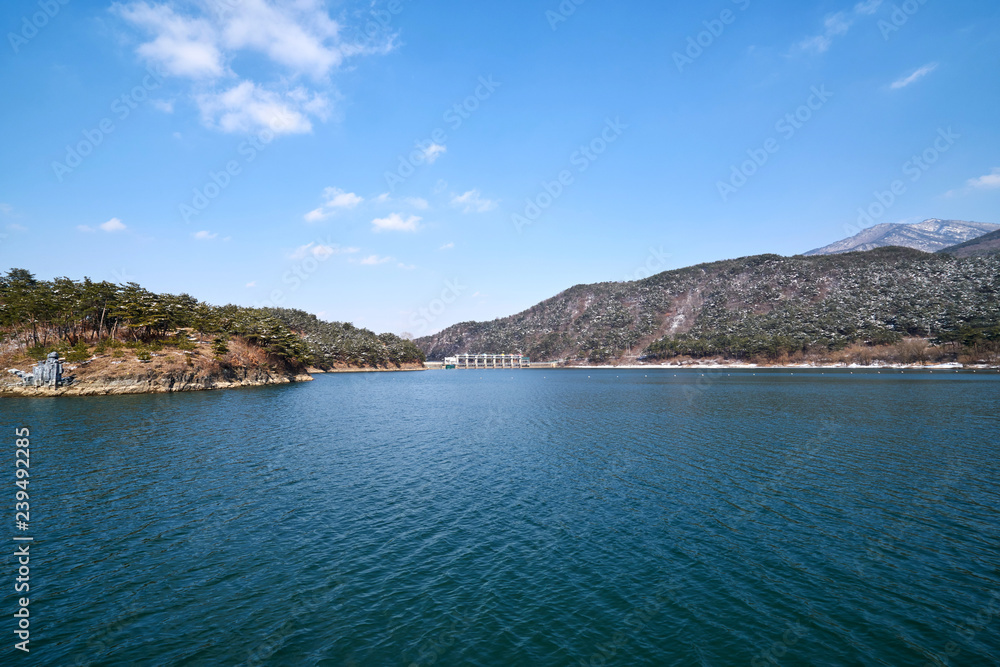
{"left": 443, "top": 353, "right": 530, "bottom": 369}
{"left": 33, "top": 352, "right": 63, "bottom": 388}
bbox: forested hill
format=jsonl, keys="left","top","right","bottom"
{"left": 263, "top": 308, "right": 424, "bottom": 368}
{"left": 0, "top": 269, "right": 424, "bottom": 369}
{"left": 416, "top": 248, "right": 1000, "bottom": 363}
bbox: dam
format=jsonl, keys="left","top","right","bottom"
{"left": 443, "top": 354, "right": 531, "bottom": 369}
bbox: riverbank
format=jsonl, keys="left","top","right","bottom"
{"left": 1, "top": 342, "right": 426, "bottom": 397}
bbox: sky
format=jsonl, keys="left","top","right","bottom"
{"left": 1, "top": 0, "right": 999, "bottom": 336}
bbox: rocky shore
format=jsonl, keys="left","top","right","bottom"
{"left": 1, "top": 345, "right": 428, "bottom": 398}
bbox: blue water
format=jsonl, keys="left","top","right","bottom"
{"left": 4, "top": 369, "right": 1000, "bottom": 666}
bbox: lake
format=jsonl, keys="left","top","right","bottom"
{"left": 4, "top": 369, "right": 1000, "bottom": 666}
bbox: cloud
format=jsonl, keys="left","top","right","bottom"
{"left": 945, "top": 168, "right": 1000, "bottom": 197}
{"left": 967, "top": 168, "right": 1000, "bottom": 190}
{"left": 439, "top": 242, "right": 455, "bottom": 251}
{"left": 113, "top": 1, "right": 225, "bottom": 79}
{"left": 854, "top": 0, "right": 883, "bottom": 15}
{"left": 193, "top": 230, "right": 218, "bottom": 240}
{"left": 372, "top": 213, "right": 421, "bottom": 233}
{"left": 890, "top": 63, "right": 938, "bottom": 90}
{"left": 358, "top": 254, "right": 393, "bottom": 265}
{"left": 151, "top": 99, "right": 175, "bottom": 113}
{"left": 0, "top": 203, "right": 12, "bottom": 215}
{"left": 78, "top": 218, "right": 127, "bottom": 233}
{"left": 289, "top": 242, "right": 359, "bottom": 260}
{"left": 422, "top": 143, "right": 447, "bottom": 164}
{"left": 397, "top": 263, "right": 417, "bottom": 270}
{"left": 451, "top": 189, "right": 498, "bottom": 213}
{"left": 6, "top": 223, "right": 26, "bottom": 232}
{"left": 795, "top": 3, "right": 882, "bottom": 55}
{"left": 246, "top": 281, "right": 256, "bottom": 288}
{"left": 796, "top": 12, "right": 851, "bottom": 53}
{"left": 304, "top": 187, "right": 364, "bottom": 222}
{"left": 196, "top": 81, "right": 321, "bottom": 135}
{"left": 373, "top": 194, "right": 430, "bottom": 211}
{"left": 114, "top": 0, "right": 391, "bottom": 136}
{"left": 101, "top": 218, "right": 127, "bottom": 232}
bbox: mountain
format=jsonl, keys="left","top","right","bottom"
{"left": 415, "top": 248, "right": 1000, "bottom": 363}
{"left": 805, "top": 219, "right": 999, "bottom": 255}
{"left": 938, "top": 229, "right": 1000, "bottom": 258}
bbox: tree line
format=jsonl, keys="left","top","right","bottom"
{"left": 0, "top": 269, "right": 424, "bottom": 368}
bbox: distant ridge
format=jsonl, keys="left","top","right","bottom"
{"left": 415, "top": 248, "right": 1000, "bottom": 363}
{"left": 805, "top": 219, "right": 998, "bottom": 256}
{"left": 938, "top": 229, "right": 1000, "bottom": 258}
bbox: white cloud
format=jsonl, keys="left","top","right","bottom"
{"left": 372, "top": 213, "right": 421, "bottom": 233}
{"left": 854, "top": 0, "right": 883, "bottom": 15}
{"left": 945, "top": 168, "right": 1000, "bottom": 197}
{"left": 114, "top": 1, "right": 225, "bottom": 79}
{"left": 890, "top": 63, "right": 938, "bottom": 90}
{"left": 451, "top": 189, "right": 498, "bottom": 213}
{"left": 796, "top": 12, "right": 851, "bottom": 53}
{"left": 114, "top": 0, "right": 391, "bottom": 136}
{"left": 372, "top": 194, "right": 430, "bottom": 211}
{"left": 220, "top": 0, "right": 341, "bottom": 78}
{"left": 289, "top": 242, "right": 359, "bottom": 260}
{"left": 422, "top": 143, "right": 447, "bottom": 164}
{"left": 6, "top": 223, "right": 26, "bottom": 232}
{"left": 358, "top": 254, "right": 393, "bottom": 265}
{"left": 79, "top": 218, "right": 127, "bottom": 233}
{"left": 101, "top": 218, "right": 127, "bottom": 232}
{"left": 246, "top": 281, "right": 256, "bottom": 288}
{"left": 304, "top": 187, "right": 364, "bottom": 222}
{"left": 0, "top": 203, "right": 12, "bottom": 215}
{"left": 967, "top": 168, "right": 1000, "bottom": 190}
{"left": 151, "top": 99, "right": 175, "bottom": 113}
{"left": 196, "top": 81, "right": 320, "bottom": 135}
{"left": 795, "top": 3, "right": 882, "bottom": 55}
{"left": 397, "top": 263, "right": 417, "bottom": 270}
{"left": 193, "top": 230, "right": 218, "bottom": 240}
{"left": 439, "top": 242, "right": 455, "bottom": 251}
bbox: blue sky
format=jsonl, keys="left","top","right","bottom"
{"left": 1, "top": 0, "right": 998, "bottom": 335}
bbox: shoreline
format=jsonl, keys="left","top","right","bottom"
{"left": 430, "top": 362, "right": 1000, "bottom": 371}
{"left": 307, "top": 363, "right": 427, "bottom": 374}
{"left": 538, "top": 362, "right": 1000, "bottom": 371}
{"left": 1, "top": 363, "right": 428, "bottom": 398}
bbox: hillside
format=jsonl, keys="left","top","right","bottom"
{"left": 805, "top": 219, "right": 998, "bottom": 255}
{"left": 938, "top": 229, "right": 1000, "bottom": 258}
{"left": 415, "top": 248, "right": 1000, "bottom": 364}
{"left": 0, "top": 269, "right": 424, "bottom": 395}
